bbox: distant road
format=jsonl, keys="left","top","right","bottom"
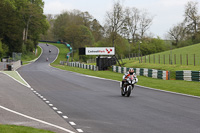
{"left": 18, "top": 43, "right": 200, "bottom": 133}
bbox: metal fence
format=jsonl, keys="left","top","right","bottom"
{"left": 12, "top": 52, "right": 22, "bottom": 61}
{"left": 124, "top": 53, "right": 200, "bottom": 66}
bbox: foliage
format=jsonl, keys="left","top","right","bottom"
{"left": 64, "top": 25, "right": 94, "bottom": 50}
{"left": 131, "top": 37, "right": 167, "bottom": 56}
{"left": 0, "top": 0, "right": 24, "bottom": 54}
{"left": 21, "top": 45, "right": 42, "bottom": 64}
{"left": 0, "top": 39, "right": 9, "bottom": 57}
{"left": 167, "top": 1, "right": 200, "bottom": 48}
{"left": 0, "top": 0, "right": 48, "bottom": 56}
{"left": 0, "top": 40, "right": 3, "bottom": 57}
{"left": 25, "top": 39, "right": 35, "bottom": 53}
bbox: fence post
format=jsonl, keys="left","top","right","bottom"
{"left": 174, "top": 54, "right": 176, "bottom": 64}
{"left": 164, "top": 55, "right": 165, "bottom": 64}
{"left": 180, "top": 54, "right": 182, "bottom": 65}
{"left": 149, "top": 55, "right": 150, "bottom": 63}
{"left": 132, "top": 53, "right": 133, "bottom": 60}
{"left": 135, "top": 53, "right": 136, "bottom": 60}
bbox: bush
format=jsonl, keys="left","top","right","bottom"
{"left": 25, "top": 40, "right": 34, "bottom": 52}
{"left": 0, "top": 40, "right": 9, "bottom": 57}
{"left": 177, "top": 39, "right": 193, "bottom": 48}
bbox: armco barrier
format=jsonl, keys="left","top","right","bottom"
{"left": 112, "top": 66, "right": 169, "bottom": 80}
{"left": 0, "top": 60, "right": 21, "bottom": 71}
{"left": 176, "top": 70, "right": 200, "bottom": 82}
{"left": 67, "top": 62, "right": 97, "bottom": 71}
{"left": 12, "top": 60, "right": 21, "bottom": 70}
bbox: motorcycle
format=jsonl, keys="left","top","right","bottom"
{"left": 121, "top": 74, "right": 138, "bottom": 97}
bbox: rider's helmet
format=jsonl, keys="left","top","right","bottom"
{"left": 128, "top": 68, "right": 134, "bottom": 75}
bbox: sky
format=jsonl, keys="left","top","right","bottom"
{"left": 43, "top": 0, "right": 199, "bottom": 39}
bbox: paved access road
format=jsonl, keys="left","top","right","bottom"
{"left": 18, "top": 43, "right": 200, "bottom": 133}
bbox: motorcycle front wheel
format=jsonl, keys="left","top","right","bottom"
{"left": 126, "top": 86, "right": 132, "bottom": 97}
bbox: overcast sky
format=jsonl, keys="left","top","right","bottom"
{"left": 43, "top": 0, "right": 199, "bottom": 39}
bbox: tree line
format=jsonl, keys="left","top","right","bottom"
{"left": 166, "top": 1, "right": 200, "bottom": 48}
{"left": 0, "top": 0, "right": 48, "bottom": 58}
{"left": 1, "top": 0, "right": 199, "bottom": 60}
{"left": 41, "top": 1, "right": 169, "bottom": 60}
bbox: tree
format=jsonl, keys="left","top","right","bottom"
{"left": 125, "top": 7, "right": 140, "bottom": 42}
{"left": 0, "top": 0, "right": 24, "bottom": 53}
{"left": 64, "top": 25, "right": 94, "bottom": 49}
{"left": 40, "top": 14, "right": 55, "bottom": 41}
{"left": 90, "top": 19, "right": 104, "bottom": 42}
{"left": 80, "top": 11, "right": 93, "bottom": 27}
{"left": 105, "top": 1, "right": 126, "bottom": 46}
{"left": 184, "top": 1, "right": 200, "bottom": 39}
{"left": 139, "top": 10, "right": 153, "bottom": 39}
{"left": 167, "top": 22, "right": 186, "bottom": 46}
{"left": 19, "top": 0, "right": 47, "bottom": 46}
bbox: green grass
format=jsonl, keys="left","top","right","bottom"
{"left": 2, "top": 71, "right": 28, "bottom": 87}
{"left": 48, "top": 42, "right": 200, "bottom": 97}
{"left": 0, "top": 125, "right": 54, "bottom": 133}
{"left": 121, "top": 43, "right": 200, "bottom": 70}
{"left": 52, "top": 65, "right": 200, "bottom": 96}
{"left": 21, "top": 46, "right": 42, "bottom": 65}
{"left": 144, "top": 43, "right": 200, "bottom": 65}
{"left": 116, "top": 44, "right": 200, "bottom": 79}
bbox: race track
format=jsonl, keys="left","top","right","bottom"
{"left": 18, "top": 43, "right": 200, "bottom": 133}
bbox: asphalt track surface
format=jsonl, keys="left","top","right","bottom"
{"left": 0, "top": 72, "right": 76, "bottom": 133}
{"left": 18, "top": 43, "right": 200, "bottom": 133}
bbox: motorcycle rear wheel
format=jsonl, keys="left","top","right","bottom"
{"left": 121, "top": 89, "right": 125, "bottom": 96}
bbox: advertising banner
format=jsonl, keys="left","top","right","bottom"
{"left": 85, "top": 47, "right": 115, "bottom": 55}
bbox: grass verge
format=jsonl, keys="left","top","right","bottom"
{"left": 21, "top": 46, "right": 42, "bottom": 65}
{"left": 0, "top": 125, "right": 54, "bottom": 133}
{"left": 2, "top": 71, "right": 28, "bottom": 87}
{"left": 52, "top": 64, "right": 200, "bottom": 97}
{"left": 46, "top": 42, "right": 200, "bottom": 97}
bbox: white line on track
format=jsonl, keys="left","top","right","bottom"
{"left": 0, "top": 105, "right": 76, "bottom": 133}
{"left": 77, "top": 129, "right": 84, "bottom": 132}
{"left": 53, "top": 107, "right": 58, "bottom": 110}
{"left": 63, "top": 116, "right": 68, "bottom": 119}
{"left": 57, "top": 111, "right": 63, "bottom": 114}
{"left": 69, "top": 122, "right": 76, "bottom": 126}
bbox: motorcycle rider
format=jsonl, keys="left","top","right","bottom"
{"left": 121, "top": 68, "right": 137, "bottom": 89}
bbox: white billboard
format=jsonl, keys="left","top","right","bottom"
{"left": 85, "top": 47, "right": 115, "bottom": 55}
